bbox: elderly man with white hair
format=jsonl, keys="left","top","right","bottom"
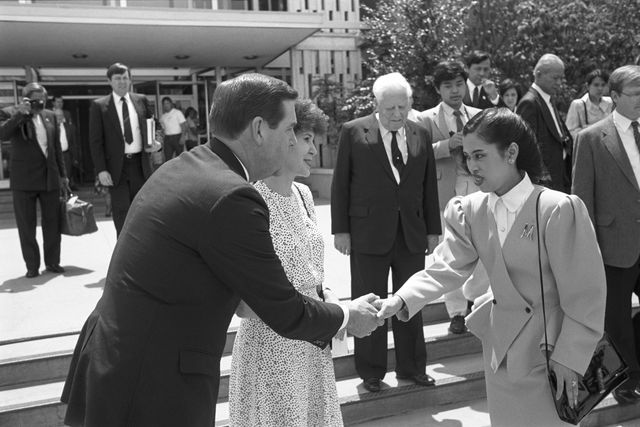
{"left": 516, "top": 53, "right": 573, "bottom": 192}
{"left": 331, "top": 72, "right": 441, "bottom": 392}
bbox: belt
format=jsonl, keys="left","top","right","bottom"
{"left": 124, "top": 152, "right": 142, "bottom": 160}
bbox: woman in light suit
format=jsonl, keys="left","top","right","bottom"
{"left": 377, "top": 108, "right": 606, "bottom": 426}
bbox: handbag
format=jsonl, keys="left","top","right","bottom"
{"left": 60, "top": 194, "right": 98, "bottom": 236}
{"left": 535, "top": 191, "right": 629, "bottom": 425}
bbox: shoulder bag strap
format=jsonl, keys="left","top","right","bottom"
{"left": 536, "top": 190, "right": 551, "bottom": 372}
{"left": 294, "top": 184, "right": 311, "bottom": 219}
{"left": 582, "top": 100, "right": 589, "bottom": 126}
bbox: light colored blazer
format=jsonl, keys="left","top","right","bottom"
{"left": 395, "top": 187, "right": 605, "bottom": 380}
{"left": 416, "top": 103, "right": 482, "bottom": 210}
{"left": 572, "top": 114, "right": 640, "bottom": 268}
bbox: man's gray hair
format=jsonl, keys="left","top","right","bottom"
{"left": 372, "top": 72, "right": 413, "bottom": 101}
{"left": 534, "top": 54, "right": 564, "bottom": 75}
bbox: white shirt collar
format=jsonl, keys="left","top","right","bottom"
{"left": 613, "top": 109, "right": 639, "bottom": 132}
{"left": 112, "top": 92, "right": 132, "bottom": 105}
{"left": 488, "top": 173, "right": 534, "bottom": 214}
{"left": 375, "top": 113, "right": 406, "bottom": 138}
{"left": 467, "top": 79, "right": 479, "bottom": 94}
{"left": 531, "top": 83, "right": 551, "bottom": 103}
{"left": 441, "top": 102, "right": 466, "bottom": 117}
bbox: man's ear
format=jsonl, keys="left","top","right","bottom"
{"left": 251, "top": 116, "right": 264, "bottom": 145}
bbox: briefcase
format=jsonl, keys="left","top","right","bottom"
{"left": 60, "top": 195, "right": 98, "bottom": 236}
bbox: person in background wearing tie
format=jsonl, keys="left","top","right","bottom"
{"left": 516, "top": 54, "right": 572, "bottom": 192}
{"left": 463, "top": 51, "right": 500, "bottom": 109}
{"left": 89, "top": 62, "right": 155, "bottom": 236}
{"left": 572, "top": 65, "right": 640, "bottom": 405}
{"left": 53, "top": 95, "right": 79, "bottom": 190}
{"left": 0, "top": 83, "right": 68, "bottom": 278}
{"left": 417, "top": 61, "right": 488, "bottom": 335}
{"left": 331, "top": 72, "right": 441, "bottom": 392}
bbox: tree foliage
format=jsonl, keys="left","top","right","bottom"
{"left": 342, "top": 0, "right": 639, "bottom": 118}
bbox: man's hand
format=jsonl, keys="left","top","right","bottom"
{"left": 98, "top": 171, "right": 113, "bottom": 187}
{"left": 17, "top": 100, "right": 32, "bottom": 116}
{"left": 334, "top": 233, "right": 351, "bottom": 255}
{"left": 323, "top": 289, "right": 346, "bottom": 340}
{"left": 482, "top": 79, "right": 499, "bottom": 102}
{"left": 427, "top": 234, "right": 439, "bottom": 254}
{"left": 59, "top": 177, "right": 71, "bottom": 196}
{"left": 376, "top": 295, "right": 405, "bottom": 320}
{"left": 346, "top": 293, "right": 384, "bottom": 338}
{"left": 448, "top": 133, "right": 463, "bottom": 151}
{"left": 235, "top": 300, "right": 259, "bottom": 320}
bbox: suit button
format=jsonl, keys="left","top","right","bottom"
{"left": 525, "top": 307, "right": 531, "bottom": 313}
{"left": 492, "top": 299, "right": 497, "bottom": 304}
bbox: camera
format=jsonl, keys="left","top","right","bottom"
{"left": 26, "top": 99, "right": 45, "bottom": 109}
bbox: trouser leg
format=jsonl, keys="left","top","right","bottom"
{"left": 12, "top": 190, "right": 40, "bottom": 271}
{"left": 40, "top": 189, "right": 61, "bottom": 267}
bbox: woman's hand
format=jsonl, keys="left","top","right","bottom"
{"left": 235, "top": 300, "right": 259, "bottom": 320}
{"left": 549, "top": 359, "right": 580, "bottom": 408}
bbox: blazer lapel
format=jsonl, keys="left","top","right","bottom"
{"left": 402, "top": 122, "right": 419, "bottom": 178}
{"left": 209, "top": 138, "right": 247, "bottom": 180}
{"left": 532, "top": 89, "right": 563, "bottom": 142}
{"left": 602, "top": 117, "right": 640, "bottom": 191}
{"left": 107, "top": 95, "right": 124, "bottom": 144}
{"left": 132, "top": 94, "right": 149, "bottom": 143}
{"left": 435, "top": 104, "right": 451, "bottom": 137}
{"left": 364, "top": 114, "right": 396, "bottom": 183}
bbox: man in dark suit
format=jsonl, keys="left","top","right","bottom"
{"left": 89, "top": 62, "right": 155, "bottom": 236}
{"left": 0, "top": 83, "right": 68, "bottom": 278}
{"left": 517, "top": 53, "right": 572, "bottom": 192}
{"left": 61, "top": 73, "right": 382, "bottom": 427}
{"left": 53, "top": 95, "right": 79, "bottom": 190}
{"left": 462, "top": 50, "right": 499, "bottom": 110}
{"left": 331, "top": 72, "right": 441, "bottom": 392}
{"left": 572, "top": 65, "right": 640, "bottom": 404}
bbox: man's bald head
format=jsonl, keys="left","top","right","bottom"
{"left": 533, "top": 54, "right": 565, "bottom": 96}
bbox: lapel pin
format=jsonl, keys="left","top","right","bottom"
{"left": 520, "top": 224, "right": 535, "bottom": 240}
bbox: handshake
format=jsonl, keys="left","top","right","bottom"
{"left": 344, "top": 293, "right": 408, "bottom": 338}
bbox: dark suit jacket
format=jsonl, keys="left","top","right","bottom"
{"left": 463, "top": 84, "right": 496, "bottom": 109}
{"left": 331, "top": 114, "right": 441, "bottom": 255}
{"left": 62, "top": 139, "right": 343, "bottom": 427}
{"left": 516, "top": 87, "right": 573, "bottom": 192}
{"left": 0, "top": 107, "right": 65, "bottom": 191}
{"left": 572, "top": 114, "right": 640, "bottom": 268}
{"left": 89, "top": 93, "right": 153, "bottom": 185}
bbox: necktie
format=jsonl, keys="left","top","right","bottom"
{"left": 390, "top": 130, "right": 404, "bottom": 175}
{"left": 472, "top": 87, "right": 479, "bottom": 107}
{"left": 121, "top": 97, "right": 133, "bottom": 144}
{"left": 551, "top": 99, "right": 571, "bottom": 155}
{"left": 632, "top": 121, "right": 640, "bottom": 152}
{"left": 453, "top": 110, "right": 464, "bottom": 132}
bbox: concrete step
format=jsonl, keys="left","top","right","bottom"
{"left": 0, "top": 301, "right": 452, "bottom": 389}
{"left": 0, "top": 353, "right": 487, "bottom": 427}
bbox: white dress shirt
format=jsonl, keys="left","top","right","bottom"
{"left": 59, "top": 121, "right": 69, "bottom": 152}
{"left": 376, "top": 113, "right": 408, "bottom": 184}
{"left": 613, "top": 110, "right": 640, "bottom": 188}
{"left": 33, "top": 114, "right": 48, "bottom": 157}
{"left": 532, "top": 83, "right": 567, "bottom": 159}
{"left": 112, "top": 92, "right": 143, "bottom": 154}
{"left": 488, "top": 173, "right": 535, "bottom": 246}
{"left": 467, "top": 80, "right": 499, "bottom": 105}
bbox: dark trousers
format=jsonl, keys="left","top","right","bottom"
{"left": 350, "top": 226, "right": 427, "bottom": 380}
{"left": 62, "top": 150, "right": 74, "bottom": 185}
{"left": 111, "top": 155, "right": 145, "bottom": 236}
{"left": 12, "top": 189, "right": 61, "bottom": 271}
{"left": 605, "top": 258, "right": 640, "bottom": 389}
{"left": 163, "top": 134, "right": 183, "bottom": 161}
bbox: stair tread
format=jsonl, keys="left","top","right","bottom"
{"left": 0, "top": 353, "right": 485, "bottom": 415}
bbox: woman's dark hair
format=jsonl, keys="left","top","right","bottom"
{"left": 161, "top": 96, "right": 173, "bottom": 106}
{"left": 294, "top": 99, "right": 328, "bottom": 136}
{"left": 463, "top": 108, "right": 548, "bottom": 184}
{"left": 585, "top": 69, "right": 609, "bottom": 86}
{"left": 498, "top": 78, "right": 522, "bottom": 100}
{"left": 210, "top": 73, "right": 298, "bottom": 139}
{"left": 433, "top": 61, "right": 468, "bottom": 88}
{"left": 185, "top": 107, "right": 197, "bottom": 118}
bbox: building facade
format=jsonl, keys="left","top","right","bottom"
{"left": 0, "top": 0, "right": 362, "bottom": 184}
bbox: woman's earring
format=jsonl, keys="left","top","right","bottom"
{"left": 508, "top": 158, "right": 514, "bottom": 164}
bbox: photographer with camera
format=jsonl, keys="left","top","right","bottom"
{"left": 0, "top": 82, "right": 69, "bottom": 278}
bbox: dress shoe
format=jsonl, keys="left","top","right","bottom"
{"left": 46, "top": 265, "right": 65, "bottom": 273}
{"left": 448, "top": 315, "right": 467, "bottom": 334}
{"left": 397, "top": 373, "right": 436, "bottom": 387}
{"left": 25, "top": 269, "right": 39, "bottom": 278}
{"left": 362, "top": 378, "right": 381, "bottom": 392}
{"left": 613, "top": 386, "right": 640, "bottom": 405}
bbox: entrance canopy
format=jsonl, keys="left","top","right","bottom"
{"left": 0, "top": 3, "right": 323, "bottom": 70}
